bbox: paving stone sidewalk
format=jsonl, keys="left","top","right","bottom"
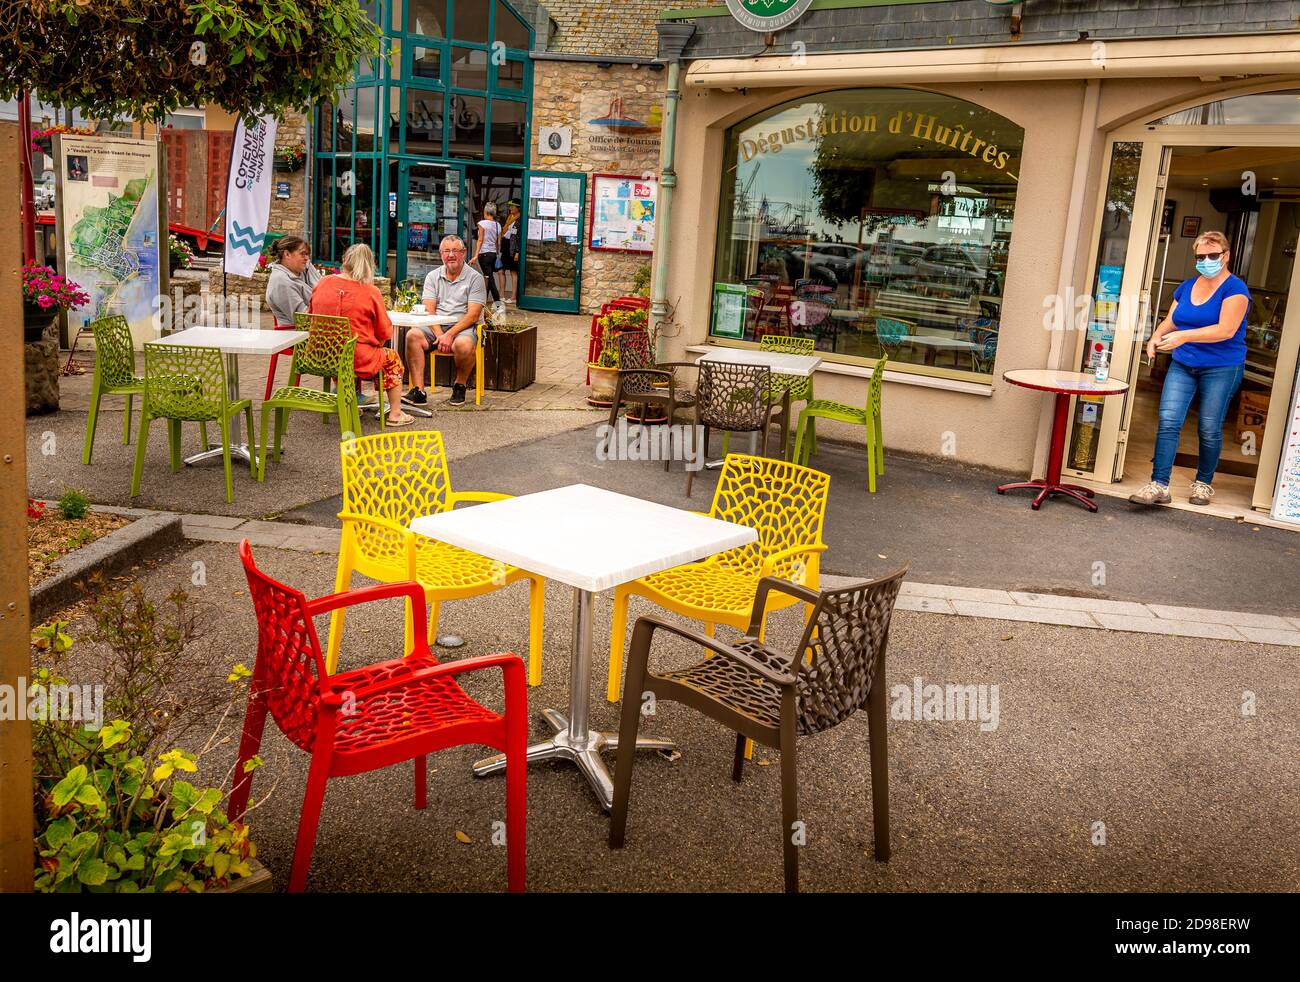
{"left": 81, "top": 504, "right": 1300, "bottom": 648}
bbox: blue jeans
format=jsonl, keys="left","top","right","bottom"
{"left": 1152, "top": 360, "right": 1243, "bottom": 485}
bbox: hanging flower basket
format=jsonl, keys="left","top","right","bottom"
{"left": 273, "top": 144, "right": 306, "bottom": 172}
{"left": 21, "top": 262, "right": 90, "bottom": 343}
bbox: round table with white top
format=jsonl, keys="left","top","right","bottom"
{"left": 998, "top": 369, "right": 1129, "bottom": 512}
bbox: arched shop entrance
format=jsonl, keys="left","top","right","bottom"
{"left": 310, "top": 1, "right": 585, "bottom": 312}
{"left": 1062, "top": 87, "right": 1300, "bottom": 516}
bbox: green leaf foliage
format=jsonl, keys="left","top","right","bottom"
{"left": 0, "top": 1, "right": 381, "bottom": 122}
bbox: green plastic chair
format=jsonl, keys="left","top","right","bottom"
{"left": 760, "top": 334, "right": 817, "bottom": 461}
{"left": 131, "top": 343, "right": 255, "bottom": 504}
{"left": 83, "top": 315, "right": 145, "bottom": 465}
{"left": 293, "top": 312, "right": 385, "bottom": 430}
{"left": 794, "top": 355, "right": 887, "bottom": 493}
{"left": 259, "top": 328, "right": 359, "bottom": 482}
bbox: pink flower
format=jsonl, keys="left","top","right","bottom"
{"left": 36, "top": 296, "right": 52, "bottom": 309}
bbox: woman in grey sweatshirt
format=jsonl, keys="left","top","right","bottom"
{"left": 264, "top": 235, "right": 321, "bottom": 326}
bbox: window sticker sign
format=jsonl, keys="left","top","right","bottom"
{"left": 589, "top": 173, "right": 657, "bottom": 254}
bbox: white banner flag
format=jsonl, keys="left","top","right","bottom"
{"left": 223, "top": 114, "right": 278, "bottom": 278}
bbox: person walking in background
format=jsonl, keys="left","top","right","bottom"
{"left": 310, "top": 244, "right": 414, "bottom": 426}
{"left": 1129, "top": 230, "right": 1249, "bottom": 508}
{"left": 470, "top": 200, "right": 502, "bottom": 304}
{"left": 500, "top": 200, "right": 520, "bottom": 303}
{"left": 264, "top": 235, "right": 320, "bottom": 327}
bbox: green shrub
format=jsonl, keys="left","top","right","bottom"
{"left": 56, "top": 488, "right": 90, "bottom": 521}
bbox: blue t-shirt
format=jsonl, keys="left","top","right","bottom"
{"left": 1169, "top": 274, "right": 1250, "bottom": 368}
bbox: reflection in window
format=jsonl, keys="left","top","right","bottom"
{"left": 1152, "top": 89, "right": 1300, "bottom": 126}
{"left": 711, "top": 88, "right": 1023, "bottom": 379}
{"left": 355, "top": 88, "right": 376, "bottom": 152}
{"left": 451, "top": 46, "right": 488, "bottom": 90}
{"left": 455, "top": 1, "right": 490, "bottom": 44}
{"left": 497, "top": 57, "right": 525, "bottom": 92}
{"left": 412, "top": 46, "right": 441, "bottom": 82}
{"left": 407, "top": 0, "right": 446, "bottom": 39}
{"left": 1067, "top": 140, "right": 1142, "bottom": 471}
{"left": 449, "top": 94, "right": 486, "bottom": 160}
{"left": 314, "top": 157, "right": 334, "bottom": 263}
{"left": 495, "top": 0, "right": 531, "bottom": 49}
{"left": 490, "top": 99, "right": 526, "bottom": 163}
{"left": 405, "top": 89, "right": 445, "bottom": 155}
{"left": 334, "top": 90, "right": 355, "bottom": 152}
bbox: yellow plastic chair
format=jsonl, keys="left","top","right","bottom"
{"left": 606, "top": 453, "right": 830, "bottom": 703}
{"left": 424, "top": 322, "right": 487, "bottom": 406}
{"left": 325, "top": 431, "right": 544, "bottom": 683}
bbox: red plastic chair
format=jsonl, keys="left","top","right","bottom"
{"left": 264, "top": 323, "right": 302, "bottom": 401}
{"left": 229, "top": 540, "right": 528, "bottom": 892}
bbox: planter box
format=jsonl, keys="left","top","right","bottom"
{"left": 431, "top": 326, "right": 537, "bottom": 392}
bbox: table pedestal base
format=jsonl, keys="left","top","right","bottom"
{"left": 185, "top": 444, "right": 254, "bottom": 467}
{"left": 997, "top": 480, "right": 1097, "bottom": 512}
{"left": 997, "top": 389, "right": 1103, "bottom": 513}
{"left": 472, "top": 708, "right": 675, "bottom": 812}
{"left": 470, "top": 586, "right": 675, "bottom": 812}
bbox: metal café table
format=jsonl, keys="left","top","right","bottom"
{"left": 386, "top": 310, "right": 461, "bottom": 417}
{"left": 146, "top": 326, "right": 306, "bottom": 466}
{"left": 998, "top": 368, "right": 1129, "bottom": 512}
{"left": 696, "top": 346, "right": 823, "bottom": 462}
{"left": 410, "top": 484, "right": 758, "bottom": 811}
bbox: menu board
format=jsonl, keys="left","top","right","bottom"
{"left": 589, "top": 173, "right": 657, "bottom": 254}
{"left": 711, "top": 283, "right": 751, "bottom": 339}
{"left": 1270, "top": 360, "right": 1300, "bottom": 526}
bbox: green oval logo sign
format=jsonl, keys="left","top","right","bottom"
{"left": 725, "top": 0, "right": 815, "bottom": 32}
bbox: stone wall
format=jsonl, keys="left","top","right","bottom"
{"left": 531, "top": 60, "right": 664, "bottom": 311}
{"left": 25, "top": 336, "right": 59, "bottom": 415}
{"left": 269, "top": 110, "right": 310, "bottom": 238}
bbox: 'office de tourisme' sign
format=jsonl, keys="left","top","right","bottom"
{"left": 725, "top": 0, "right": 815, "bottom": 32}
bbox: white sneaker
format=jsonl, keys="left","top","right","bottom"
{"left": 1189, "top": 480, "right": 1215, "bottom": 506}
{"left": 1128, "top": 481, "right": 1171, "bottom": 506}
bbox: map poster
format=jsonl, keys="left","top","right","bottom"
{"left": 55, "top": 135, "right": 166, "bottom": 350}
{"left": 589, "top": 173, "right": 657, "bottom": 254}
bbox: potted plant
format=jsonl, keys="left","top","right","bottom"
{"left": 168, "top": 234, "right": 194, "bottom": 274}
{"left": 484, "top": 311, "right": 537, "bottom": 392}
{"left": 588, "top": 305, "right": 653, "bottom": 407}
{"left": 21, "top": 262, "right": 90, "bottom": 343}
{"left": 273, "top": 143, "right": 306, "bottom": 172}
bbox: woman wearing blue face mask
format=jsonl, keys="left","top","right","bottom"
{"left": 1130, "top": 230, "right": 1249, "bottom": 507}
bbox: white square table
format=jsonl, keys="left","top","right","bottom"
{"left": 146, "top": 326, "right": 306, "bottom": 466}
{"left": 384, "top": 311, "right": 464, "bottom": 417}
{"left": 695, "top": 347, "right": 823, "bottom": 462}
{"left": 410, "top": 484, "right": 758, "bottom": 810}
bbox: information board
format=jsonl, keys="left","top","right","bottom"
{"left": 55, "top": 134, "right": 167, "bottom": 349}
{"left": 1270, "top": 359, "right": 1300, "bottom": 527}
{"left": 589, "top": 173, "right": 657, "bottom": 254}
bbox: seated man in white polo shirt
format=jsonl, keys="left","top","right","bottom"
{"left": 405, "top": 234, "right": 486, "bottom": 406}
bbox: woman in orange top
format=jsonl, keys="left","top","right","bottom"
{"left": 310, "top": 244, "right": 413, "bottom": 426}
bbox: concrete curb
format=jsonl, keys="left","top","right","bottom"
{"left": 30, "top": 513, "right": 186, "bottom": 623}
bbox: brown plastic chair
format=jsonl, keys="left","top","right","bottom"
{"left": 607, "top": 331, "right": 697, "bottom": 471}
{"left": 686, "top": 360, "right": 774, "bottom": 497}
{"left": 608, "top": 565, "right": 910, "bottom": 893}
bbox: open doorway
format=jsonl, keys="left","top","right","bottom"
{"left": 1122, "top": 146, "right": 1299, "bottom": 511}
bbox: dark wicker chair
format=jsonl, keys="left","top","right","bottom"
{"left": 685, "top": 360, "right": 775, "bottom": 497}
{"left": 608, "top": 565, "right": 910, "bottom": 893}
{"left": 607, "top": 331, "right": 698, "bottom": 471}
